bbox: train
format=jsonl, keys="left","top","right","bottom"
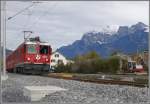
{"left": 6, "top": 37, "right": 52, "bottom": 74}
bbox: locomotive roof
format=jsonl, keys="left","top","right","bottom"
{"left": 25, "top": 41, "right": 50, "bottom": 46}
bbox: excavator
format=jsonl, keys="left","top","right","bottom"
{"left": 127, "top": 61, "right": 144, "bottom": 73}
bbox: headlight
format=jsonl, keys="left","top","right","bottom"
{"left": 27, "top": 57, "right": 30, "bottom": 61}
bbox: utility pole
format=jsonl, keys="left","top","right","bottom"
{"left": 1, "top": 0, "right": 7, "bottom": 79}
{"left": 148, "top": 25, "right": 150, "bottom": 102}
{"left": 0, "top": 1, "right": 2, "bottom": 74}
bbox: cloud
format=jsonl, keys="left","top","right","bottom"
{"left": 6, "top": 1, "right": 149, "bottom": 51}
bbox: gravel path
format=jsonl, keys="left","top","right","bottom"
{"left": 2, "top": 73, "right": 150, "bottom": 104}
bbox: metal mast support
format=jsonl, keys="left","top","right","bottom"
{"left": 1, "top": 1, "right": 7, "bottom": 79}
{"left": 0, "top": 0, "right": 2, "bottom": 75}
{"left": 148, "top": 26, "right": 150, "bottom": 102}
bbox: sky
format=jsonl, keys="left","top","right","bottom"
{"left": 5, "top": 1, "right": 149, "bottom": 51}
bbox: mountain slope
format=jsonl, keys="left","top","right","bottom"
{"left": 57, "top": 22, "right": 148, "bottom": 59}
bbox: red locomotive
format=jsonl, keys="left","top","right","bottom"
{"left": 6, "top": 37, "right": 52, "bottom": 74}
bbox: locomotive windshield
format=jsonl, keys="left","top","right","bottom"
{"left": 27, "top": 44, "right": 36, "bottom": 54}
{"left": 40, "top": 45, "right": 49, "bottom": 54}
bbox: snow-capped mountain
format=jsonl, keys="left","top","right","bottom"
{"left": 57, "top": 22, "right": 149, "bottom": 58}
{"left": 129, "top": 22, "right": 148, "bottom": 34}
{"left": 81, "top": 31, "right": 112, "bottom": 45}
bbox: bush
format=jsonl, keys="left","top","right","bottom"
{"left": 73, "top": 51, "right": 101, "bottom": 74}
{"left": 107, "top": 56, "right": 120, "bottom": 74}
{"left": 54, "top": 63, "right": 72, "bottom": 73}
{"left": 55, "top": 51, "right": 121, "bottom": 74}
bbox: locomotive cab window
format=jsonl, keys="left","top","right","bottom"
{"left": 40, "top": 45, "right": 49, "bottom": 54}
{"left": 27, "top": 44, "right": 36, "bottom": 54}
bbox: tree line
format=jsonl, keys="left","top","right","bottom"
{"left": 54, "top": 51, "right": 126, "bottom": 74}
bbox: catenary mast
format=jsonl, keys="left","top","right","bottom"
{"left": 1, "top": 0, "right": 7, "bottom": 78}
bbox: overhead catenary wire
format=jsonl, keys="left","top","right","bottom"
{"left": 9, "top": 2, "right": 43, "bottom": 40}
{"left": 8, "top": 3, "right": 37, "bottom": 31}
{"left": 7, "top": 2, "right": 38, "bottom": 21}
{"left": 21, "top": 3, "right": 38, "bottom": 30}
{"left": 6, "top": 1, "right": 58, "bottom": 48}
{"left": 9, "top": 2, "right": 58, "bottom": 39}
{"left": 28, "top": 2, "right": 58, "bottom": 31}
{"left": 6, "top": 2, "right": 40, "bottom": 50}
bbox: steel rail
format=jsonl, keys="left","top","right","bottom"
{"left": 46, "top": 74, "right": 148, "bottom": 87}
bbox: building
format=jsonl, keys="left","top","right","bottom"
{"left": 116, "top": 53, "right": 132, "bottom": 61}
{"left": 114, "top": 51, "right": 148, "bottom": 73}
{"left": 50, "top": 52, "right": 72, "bottom": 69}
{"left": 130, "top": 50, "right": 148, "bottom": 66}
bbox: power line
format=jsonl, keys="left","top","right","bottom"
{"left": 7, "top": 2, "right": 38, "bottom": 21}
{"left": 28, "top": 2, "right": 58, "bottom": 30}
{"left": 7, "top": 2, "right": 41, "bottom": 42}
{"left": 8, "top": 1, "right": 42, "bottom": 33}
{"left": 6, "top": 2, "right": 58, "bottom": 47}
{"left": 21, "top": 3, "right": 38, "bottom": 30}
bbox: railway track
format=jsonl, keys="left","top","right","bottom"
{"left": 74, "top": 78, "right": 148, "bottom": 87}
{"left": 46, "top": 74, "right": 148, "bottom": 87}
{"left": 8, "top": 72, "right": 148, "bottom": 87}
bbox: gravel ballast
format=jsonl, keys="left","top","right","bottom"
{"left": 2, "top": 73, "right": 150, "bottom": 104}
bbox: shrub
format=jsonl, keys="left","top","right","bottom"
{"left": 54, "top": 63, "right": 72, "bottom": 73}
{"left": 107, "top": 56, "right": 120, "bottom": 74}
{"left": 55, "top": 51, "right": 121, "bottom": 74}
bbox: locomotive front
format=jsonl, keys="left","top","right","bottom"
{"left": 23, "top": 41, "right": 52, "bottom": 74}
